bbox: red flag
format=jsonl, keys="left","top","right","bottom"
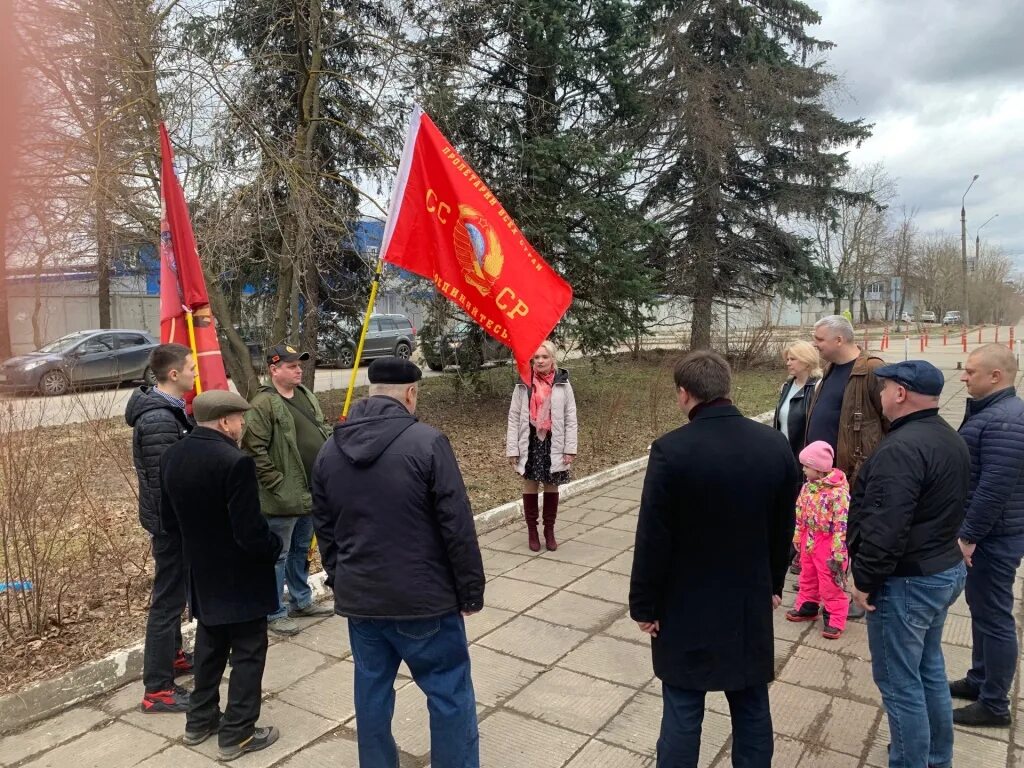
{"left": 159, "top": 123, "right": 229, "bottom": 402}
{"left": 380, "top": 107, "right": 573, "bottom": 382}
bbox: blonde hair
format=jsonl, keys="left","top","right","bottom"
{"left": 783, "top": 340, "right": 822, "bottom": 379}
{"left": 535, "top": 340, "right": 558, "bottom": 361}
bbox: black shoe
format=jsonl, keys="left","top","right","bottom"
{"left": 140, "top": 685, "right": 190, "bottom": 713}
{"left": 183, "top": 719, "right": 220, "bottom": 746}
{"left": 949, "top": 677, "right": 980, "bottom": 700}
{"left": 847, "top": 599, "right": 866, "bottom": 620}
{"left": 218, "top": 726, "right": 280, "bottom": 761}
{"left": 785, "top": 602, "right": 819, "bottom": 622}
{"left": 952, "top": 701, "right": 1010, "bottom": 727}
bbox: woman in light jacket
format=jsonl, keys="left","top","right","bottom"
{"left": 772, "top": 339, "right": 822, "bottom": 574}
{"left": 506, "top": 341, "right": 578, "bottom": 552}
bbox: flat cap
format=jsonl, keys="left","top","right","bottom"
{"left": 266, "top": 343, "right": 310, "bottom": 365}
{"left": 873, "top": 360, "right": 945, "bottom": 397}
{"left": 368, "top": 356, "right": 422, "bottom": 385}
{"left": 193, "top": 390, "right": 253, "bottom": 421}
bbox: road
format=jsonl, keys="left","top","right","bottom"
{"left": 0, "top": 365, "right": 442, "bottom": 429}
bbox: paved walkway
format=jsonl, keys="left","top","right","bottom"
{"left": 3, "top": 326, "right": 1023, "bottom": 767}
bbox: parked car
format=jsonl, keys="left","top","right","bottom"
{"left": 900, "top": 311, "right": 914, "bottom": 323}
{"left": 0, "top": 329, "right": 159, "bottom": 396}
{"left": 420, "top": 317, "right": 512, "bottom": 372}
{"left": 942, "top": 311, "right": 962, "bottom": 326}
{"left": 216, "top": 326, "right": 265, "bottom": 373}
{"left": 318, "top": 313, "right": 416, "bottom": 368}
{"left": 919, "top": 311, "right": 937, "bottom": 323}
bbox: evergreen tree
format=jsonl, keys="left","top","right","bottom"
{"left": 412, "top": 0, "right": 658, "bottom": 353}
{"left": 639, "top": 0, "right": 872, "bottom": 349}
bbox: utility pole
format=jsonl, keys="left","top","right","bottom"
{"left": 975, "top": 213, "right": 998, "bottom": 271}
{"left": 961, "top": 174, "right": 979, "bottom": 326}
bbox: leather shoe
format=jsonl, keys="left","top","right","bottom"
{"left": 948, "top": 677, "right": 980, "bottom": 700}
{"left": 952, "top": 701, "right": 1010, "bottom": 727}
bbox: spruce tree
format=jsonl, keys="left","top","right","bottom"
{"left": 639, "top": 0, "right": 872, "bottom": 349}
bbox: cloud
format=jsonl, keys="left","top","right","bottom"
{"left": 811, "top": 0, "right": 1024, "bottom": 268}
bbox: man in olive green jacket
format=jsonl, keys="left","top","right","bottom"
{"left": 242, "top": 344, "right": 334, "bottom": 635}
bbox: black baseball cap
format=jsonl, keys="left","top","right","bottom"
{"left": 873, "top": 360, "right": 945, "bottom": 396}
{"left": 266, "top": 344, "right": 310, "bottom": 365}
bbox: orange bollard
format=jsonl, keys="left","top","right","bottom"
{"left": 1010, "top": 327, "right": 1016, "bottom": 350}
{"left": 943, "top": 329, "right": 948, "bottom": 346}
{"left": 962, "top": 331, "right": 968, "bottom": 353}
{"left": 919, "top": 334, "right": 925, "bottom": 352}
{"left": 924, "top": 329, "right": 929, "bottom": 349}
{"left": 996, "top": 326, "right": 1000, "bottom": 343}
{"left": 979, "top": 326, "right": 983, "bottom": 343}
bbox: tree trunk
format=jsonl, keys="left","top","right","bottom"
{"left": 96, "top": 206, "right": 112, "bottom": 328}
{"left": 206, "top": 277, "right": 260, "bottom": 399}
{"left": 299, "top": 266, "right": 319, "bottom": 389}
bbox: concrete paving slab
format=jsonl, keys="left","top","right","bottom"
{"left": 571, "top": 525, "right": 638, "bottom": 551}
{"left": 120, "top": 707, "right": 189, "bottom": 741}
{"left": 563, "top": 739, "right": 652, "bottom": 768}
{"left": 502, "top": 558, "right": 591, "bottom": 588}
{"left": 768, "top": 681, "right": 832, "bottom": 742}
{"left": 287, "top": 614, "right": 351, "bottom": 659}
{"left": 506, "top": 668, "right": 634, "bottom": 734}
{"left": 478, "top": 710, "right": 588, "bottom": 768}
{"left": 603, "top": 613, "right": 643, "bottom": 643}
{"left": 464, "top": 606, "right": 516, "bottom": 641}
{"left": 134, "top": 745, "right": 221, "bottom": 768}
{"left": 261, "top": 642, "right": 331, "bottom": 695}
{"left": 559, "top": 635, "right": 655, "bottom": 689}
{"left": 542, "top": 540, "right": 622, "bottom": 568}
{"left": 0, "top": 706, "right": 109, "bottom": 766}
{"left": 942, "top": 612, "right": 974, "bottom": 648}
{"left": 603, "top": 514, "right": 641, "bottom": 533}
{"left": 599, "top": 550, "right": 635, "bottom": 576}
{"left": 276, "top": 734, "right": 361, "bottom": 768}
{"left": 597, "top": 692, "right": 660, "bottom": 756}
{"left": 526, "top": 590, "right": 626, "bottom": 632}
{"left": 467, "top": 644, "right": 545, "bottom": 707}
{"left": 277, "top": 658, "right": 356, "bottom": 723}
{"left": 481, "top": 549, "right": 532, "bottom": 576}
{"left": 776, "top": 644, "right": 878, "bottom": 703}
{"left": 479, "top": 575, "right": 556, "bottom": 613}
{"left": 20, "top": 721, "right": 167, "bottom": 768}
{"left": 565, "top": 569, "right": 631, "bottom": 603}
{"left": 476, "top": 615, "right": 588, "bottom": 666}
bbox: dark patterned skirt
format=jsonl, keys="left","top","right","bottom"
{"left": 523, "top": 426, "right": 571, "bottom": 486}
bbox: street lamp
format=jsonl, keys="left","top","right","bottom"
{"left": 961, "top": 174, "right": 979, "bottom": 325}
{"left": 975, "top": 213, "right": 998, "bottom": 270}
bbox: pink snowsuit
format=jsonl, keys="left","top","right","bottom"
{"left": 793, "top": 468, "right": 851, "bottom": 630}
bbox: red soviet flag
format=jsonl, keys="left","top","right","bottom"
{"left": 381, "top": 106, "right": 573, "bottom": 382}
{"left": 159, "top": 123, "right": 228, "bottom": 401}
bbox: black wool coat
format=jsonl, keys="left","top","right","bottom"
{"left": 160, "top": 427, "right": 282, "bottom": 626}
{"left": 630, "top": 404, "right": 800, "bottom": 691}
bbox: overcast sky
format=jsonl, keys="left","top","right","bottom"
{"left": 813, "top": 0, "right": 1024, "bottom": 270}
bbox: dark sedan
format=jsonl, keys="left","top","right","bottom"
{"left": 0, "top": 329, "right": 159, "bottom": 396}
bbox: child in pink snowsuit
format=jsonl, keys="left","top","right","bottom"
{"left": 785, "top": 441, "right": 850, "bottom": 639}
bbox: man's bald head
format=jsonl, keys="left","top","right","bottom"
{"left": 962, "top": 343, "right": 1019, "bottom": 399}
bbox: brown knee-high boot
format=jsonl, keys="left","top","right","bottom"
{"left": 542, "top": 491, "right": 559, "bottom": 551}
{"left": 523, "top": 494, "right": 540, "bottom": 552}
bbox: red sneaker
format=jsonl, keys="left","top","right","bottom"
{"left": 173, "top": 649, "right": 194, "bottom": 675}
{"left": 821, "top": 624, "right": 843, "bottom": 640}
{"left": 140, "top": 685, "right": 190, "bottom": 713}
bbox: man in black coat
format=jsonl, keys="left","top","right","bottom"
{"left": 848, "top": 360, "right": 969, "bottom": 768}
{"left": 125, "top": 343, "right": 195, "bottom": 713}
{"left": 160, "top": 390, "right": 283, "bottom": 762}
{"left": 312, "top": 357, "right": 485, "bottom": 768}
{"left": 629, "top": 350, "right": 799, "bottom": 768}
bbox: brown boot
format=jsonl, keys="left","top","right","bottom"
{"left": 542, "top": 491, "right": 559, "bottom": 551}
{"left": 523, "top": 494, "right": 540, "bottom": 552}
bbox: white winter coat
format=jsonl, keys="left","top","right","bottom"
{"left": 506, "top": 370, "right": 579, "bottom": 475}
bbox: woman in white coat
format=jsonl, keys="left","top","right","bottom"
{"left": 506, "top": 341, "right": 578, "bottom": 551}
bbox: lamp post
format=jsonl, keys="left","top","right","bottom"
{"left": 975, "top": 214, "right": 998, "bottom": 270}
{"left": 961, "top": 174, "right": 979, "bottom": 326}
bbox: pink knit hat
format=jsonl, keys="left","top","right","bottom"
{"left": 799, "top": 441, "right": 834, "bottom": 473}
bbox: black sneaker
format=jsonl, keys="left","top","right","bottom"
{"left": 218, "top": 726, "right": 280, "bottom": 761}
{"left": 952, "top": 701, "right": 1010, "bottom": 727}
{"left": 183, "top": 719, "right": 220, "bottom": 746}
{"left": 785, "top": 602, "right": 819, "bottom": 623}
{"left": 949, "top": 677, "right": 980, "bottom": 700}
{"left": 140, "top": 685, "right": 190, "bottom": 713}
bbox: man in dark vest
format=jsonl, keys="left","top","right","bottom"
{"left": 630, "top": 350, "right": 800, "bottom": 767}
{"left": 160, "top": 390, "right": 283, "bottom": 761}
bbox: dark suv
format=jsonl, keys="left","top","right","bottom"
{"left": 421, "top": 318, "right": 512, "bottom": 372}
{"left": 318, "top": 313, "right": 416, "bottom": 368}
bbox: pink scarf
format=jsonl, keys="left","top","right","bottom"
{"left": 530, "top": 370, "right": 555, "bottom": 440}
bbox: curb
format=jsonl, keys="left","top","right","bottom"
{"left": 0, "top": 408, "right": 775, "bottom": 735}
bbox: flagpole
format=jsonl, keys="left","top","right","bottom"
{"left": 340, "top": 256, "right": 384, "bottom": 420}
{"left": 184, "top": 307, "right": 204, "bottom": 394}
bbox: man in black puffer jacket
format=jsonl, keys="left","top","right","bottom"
{"left": 311, "top": 357, "right": 484, "bottom": 768}
{"left": 849, "top": 360, "right": 970, "bottom": 768}
{"left": 948, "top": 344, "right": 1024, "bottom": 727}
{"left": 125, "top": 343, "right": 195, "bottom": 713}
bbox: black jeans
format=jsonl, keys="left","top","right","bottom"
{"left": 658, "top": 683, "right": 772, "bottom": 768}
{"left": 143, "top": 531, "right": 187, "bottom": 693}
{"left": 188, "top": 617, "right": 268, "bottom": 748}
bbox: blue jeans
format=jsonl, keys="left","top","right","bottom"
{"left": 657, "top": 683, "right": 772, "bottom": 768}
{"left": 867, "top": 563, "right": 967, "bottom": 768}
{"left": 965, "top": 536, "right": 1024, "bottom": 716}
{"left": 348, "top": 613, "right": 478, "bottom": 768}
{"left": 266, "top": 515, "right": 313, "bottom": 621}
